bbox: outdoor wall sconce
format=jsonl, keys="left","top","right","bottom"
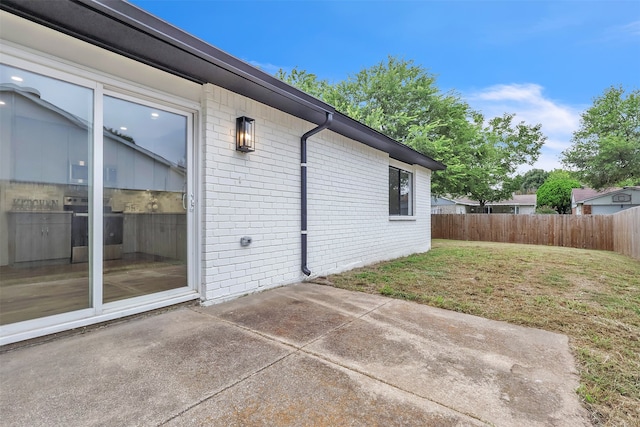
{"left": 236, "top": 116, "right": 255, "bottom": 152}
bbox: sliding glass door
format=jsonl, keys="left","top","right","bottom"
{"left": 0, "top": 56, "right": 195, "bottom": 333}
{"left": 0, "top": 63, "right": 93, "bottom": 324}
{"left": 102, "top": 95, "right": 189, "bottom": 303}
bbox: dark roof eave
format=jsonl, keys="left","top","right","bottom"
{"left": 330, "top": 114, "right": 445, "bottom": 170}
{"left": 0, "top": 0, "right": 445, "bottom": 171}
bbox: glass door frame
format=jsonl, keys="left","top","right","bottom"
{"left": 0, "top": 47, "right": 201, "bottom": 345}
{"left": 100, "top": 88, "right": 198, "bottom": 314}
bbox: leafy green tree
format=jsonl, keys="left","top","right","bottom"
{"left": 519, "top": 168, "right": 549, "bottom": 193}
{"left": 536, "top": 170, "right": 581, "bottom": 214}
{"left": 278, "top": 57, "right": 546, "bottom": 206}
{"left": 280, "top": 56, "right": 456, "bottom": 141}
{"left": 414, "top": 113, "right": 546, "bottom": 208}
{"left": 274, "top": 68, "right": 330, "bottom": 100}
{"left": 562, "top": 86, "right": 640, "bottom": 189}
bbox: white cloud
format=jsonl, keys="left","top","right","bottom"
{"left": 466, "top": 83, "right": 584, "bottom": 173}
{"left": 594, "top": 19, "right": 640, "bottom": 44}
{"left": 619, "top": 20, "right": 640, "bottom": 37}
{"left": 608, "top": 20, "right": 640, "bottom": 39}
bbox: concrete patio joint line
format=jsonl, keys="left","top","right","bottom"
{"left": 299, "top": 345, "right": 494, "bottom": 426}
{"left": 187, "top": 297, "right": 391, "bottom": 353}
{"left": 293, "top": 300, "right": 494, "bottom": 426}
{"left": 186, "top": 306, "right": 307, "bottom": 352}
{"left": 156, "top": 351, "right": 297, "bottom": 426}
{"left": 184, "top": 299, "right": 493, "bottom": 425}
{"left": 297, "top": 298, "right": 392, "bottom": 351}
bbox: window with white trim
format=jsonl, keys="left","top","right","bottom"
{"left": 389, "top": 166, "right": 413, "bottom": 216}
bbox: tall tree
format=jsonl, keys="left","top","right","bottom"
{"left": 274, "top": 68, "right": 329, "bottom": 100}
{"left": 536, "top": 170, "right": 581, "bottom": 214}
{"left": 280, "top": 57, "right": 458, "bottom": 141}
{"left": 519, "top": 168, "right": 549, "bottom": 193}
{"left": 562, "top": 86, "right": 640, "bottom": 189}
{"left": 416, "top": 113, "right": 545, "bottom": 208}
{"left": 278, "top": 57, "right": 546, "bottom": 205}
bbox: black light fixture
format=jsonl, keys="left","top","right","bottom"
{"left": 236, "top": 116, "right": 255, "bottom": 152}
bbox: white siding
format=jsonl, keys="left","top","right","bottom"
{"left": 201, "top": 84, "right": 432, "bottom": 303}
{"left": 587, "top": 189, "right": 640, "bottom": 206}
{"left": 519, "top": 206, "right": 536, "bottom": 215}
{"left": 592, "top": 205, "right": 637, "bottom": 215}
{"left": 575, "top": 189, "right": 640, "bottom": 215}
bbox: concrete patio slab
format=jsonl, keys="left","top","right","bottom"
{"left": 0, "top": 309, "right": 290, "bottom": 426}
{"left": 305, "top": 300, "right": 585, "bottom": 426}
{"left": 166, "top": 352, "right": 486, "bottom": 427}
{"left": 0, "top": 283, "right": 590, "bottom": 426}
{"left": 195, "top": 283, "right": 386, "bottom": 347}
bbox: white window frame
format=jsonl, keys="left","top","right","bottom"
{"left": 0, "top": 47, "right": 202, "bottom": 345}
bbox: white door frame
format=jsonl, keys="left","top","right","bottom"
{"left": 0, "top": 48, "right": 201, "bottom": 345}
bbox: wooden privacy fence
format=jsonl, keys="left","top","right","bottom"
{"left": 612, "top": 207, "right": 640, "bottom": 260}
{"left": 432, "top": 207, "right": 640, "bottom": 260}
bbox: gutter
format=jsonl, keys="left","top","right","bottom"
{"left": 301, "top": 112, "right": 333, "bottom": 276}
{"left": 0, "top": 0, "right": 445, "bottom": 170}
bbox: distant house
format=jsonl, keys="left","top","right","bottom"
{"left": 486, "top": 195, "right": 537, "bottom": 214}
{"left": 430, "top": 196, "right": 467, "bottom": 214}
{"left": 572, "top": 187, "right": 640, "bottom": 215}
{"left": 432, "top": 194, "right": 536, "bottom": 214}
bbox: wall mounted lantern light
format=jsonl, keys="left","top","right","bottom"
{"left": 236, "top": 116, "right": 255, "bottom": 152}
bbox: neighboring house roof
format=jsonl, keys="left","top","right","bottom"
{"left": 572, "top": 188, "right": 616, "bottom": 204}
{"left": 431, "top": 196, "right": 457, "bottom": 206}
{"left": 0, "top": 0, "right": 445, "bottom": 171}
{"left": 1, "top": 83, "right": 184, "bottom": 172}
{"left": 433, "top": 194, "right": 536, "bottom": 207}
{"left": 570, "top": 187, "right": 640, "bottom": 204}
{"left": 571, "top": 188, "right": 622, "bottom": 203}
{"left": 452, "top": 197, "right": 481, "bottom": 206}
{"left": 489, "top": 194, "right": 536, "bottom": 206}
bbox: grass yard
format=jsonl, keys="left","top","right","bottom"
{"left": 320, "top": 240, "right": 640, "bottom": 427}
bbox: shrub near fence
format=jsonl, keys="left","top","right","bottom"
{"left": 432, "top": 207, "right": 640, "bottom": 259}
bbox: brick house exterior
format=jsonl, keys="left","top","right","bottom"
{"left": 200, "top": 84, "right": 435, "bottom": 302}
{"left": 0, "top": 1, "right": 443, "bottom": 344}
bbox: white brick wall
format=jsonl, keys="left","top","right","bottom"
{"left": 201, "top": 83, "right": 432, "bottom": 303}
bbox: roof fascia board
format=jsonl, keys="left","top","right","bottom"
{"left": 331, "top": 114, "right": 445, "bottom": 170}
{"left": 0, "top": 0, "right": 445, "bottom": 170}
{"left": 80, "top": 0, "right": 337, "bottom": 115}
{"left": 0, "top": 0, "right": 331, "bottom": 113}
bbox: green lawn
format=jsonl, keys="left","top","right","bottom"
{"left": 321, "top": 240, "right": 640, "bottom": 426}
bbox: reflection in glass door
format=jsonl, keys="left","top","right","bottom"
{"left": 0, "top": 58, "right": 193, "bottom": 335}
{"left": 102, "top": 95, "right": 188, "bottom": 303}
{"left": 0, "top": 64, "right": 93, "bottom": 324}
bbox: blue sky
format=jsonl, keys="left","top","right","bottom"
{"left": 131, "top": 0, "right": 640, "bottom": 172}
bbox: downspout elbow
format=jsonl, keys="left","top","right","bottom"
{"left": 301, "top": 112, "right": 333, "bottom": 276}
{"left": 302, "top": 265, "right": 311, "bottom": 276}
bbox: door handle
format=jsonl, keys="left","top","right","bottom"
{"left": 182, "top": 193, "right": 187, "bottom": 210}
